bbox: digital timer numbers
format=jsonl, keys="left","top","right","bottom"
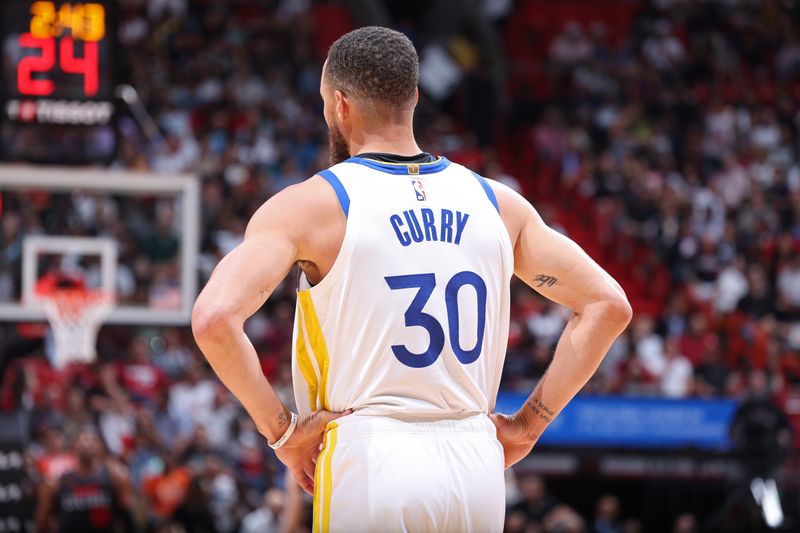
{"left": 30, "top": 1, "right": 105, "bottom": 41}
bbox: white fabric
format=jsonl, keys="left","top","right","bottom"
{"left": 419, "top": 45, "right": 463, "bottom": 101}
{"left": 637, "top": 334, "right": 666, "bottom": 377}
{"left": 198, "top": 403, "right": 239, "bottom": 449}
{"left": 291, "top": 159, "right": 514, "bottom": 418}
{"left": 660, "top": 356, "right": 693, "bottom": 398}
{"left": 716, "top": 265, "right": 748, "bottom": 312}
{"left": 240, "top": 508, "right": 280, "bottom": 533}
{"left": 318, "top": 414, "right": 504, "bottom": 533}
{"left": 169, "top": 380, "right": 217, "bottom": 428}
{"left": 777, "top": 265, "right": 800, "bottom": 307}
{"left": 98, "top": 409, "right": 134, "bottom": 456}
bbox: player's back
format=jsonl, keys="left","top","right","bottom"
{"left": 291, "top": 153, "right": 513, "bottom": 418}
{"left": 292, "top": 153, "right": 512, "bottom": 532}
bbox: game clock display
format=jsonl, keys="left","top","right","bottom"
{"left": 1, "top": 0, "right": 118, "bottom": 163}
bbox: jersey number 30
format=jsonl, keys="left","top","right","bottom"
{"left": 385, "top": 272, "right": 487, "bottom": 368}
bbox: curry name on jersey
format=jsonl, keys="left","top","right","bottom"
{"left": 291, "top": 154, "right": 513, "bottom": 418}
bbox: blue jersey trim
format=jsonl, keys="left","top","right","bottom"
{"left": 345, "top": 156, "right": 451, "bottom": 175}
{"left": 471, "top": 171, "right": 499, "bottom": 213}
{"left": 318, "top": 169, "right": 350, "bottom": 217}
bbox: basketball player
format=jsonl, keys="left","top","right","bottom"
{"left": 35, "top": 428, "right": 134, "bottom": 532}
{"left": 192, "top": 26, "right": 632, "bottom": 532}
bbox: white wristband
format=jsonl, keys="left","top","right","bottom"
{"left": 269, "top": 412, "right": 298, "bottom": 450}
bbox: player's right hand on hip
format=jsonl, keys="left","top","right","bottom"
{"left": 275, "top": 409, "right": 352, "bottom": 496}
{"left": 489, "top": 411, "right": 539, "bottom": 469}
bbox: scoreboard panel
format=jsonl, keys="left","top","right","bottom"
{"left": 1, "top": 0, "right": 119, "bottom": 163}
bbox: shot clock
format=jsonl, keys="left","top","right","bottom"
{"left": 1, "top": 0, "right": 119, "bottom": 163}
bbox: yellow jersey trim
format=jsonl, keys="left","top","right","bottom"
{"left": 298, "top": 290, "right": 330, "bottom": 410}
{"left": 294, "top": 305, "right": 319, "bottom": 409}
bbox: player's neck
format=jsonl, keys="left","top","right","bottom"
{"left": 350, "top": 123, "right": 422, "bottom": 157}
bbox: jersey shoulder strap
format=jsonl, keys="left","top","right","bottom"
{"left": 316, "top": 168, "right": 350, "bottom": 217}
{"left": 466, "top": 168, "right": 500, "bottom": 213}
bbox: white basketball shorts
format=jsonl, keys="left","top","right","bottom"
{"left": 312, "top": 413, "right": 505, "bottom": 533}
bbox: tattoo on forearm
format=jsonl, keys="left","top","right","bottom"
{"left": 277, "top": 409, "right": 289, "bottom": 430}
{"left": 533, "top": 274, "right": 557, "bottom": 288}
{"left": 258, "top": 287, "right": 269, "bottom": 301}
{"left": 525, "top": 398, "right": 555, "bottom": 424}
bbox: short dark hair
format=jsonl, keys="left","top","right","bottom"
{"left": 325, "top": 26, "right": 419, "bottom": 108}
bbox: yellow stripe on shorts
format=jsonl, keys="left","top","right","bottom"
{"left": 298, "top": 290, "right": 331, "bottom": 410}
{"left": 313, "top": 421, "right": 339, "bottom": 533}
{"left": 312, "top": 431, "right": 323, "bottom": 529}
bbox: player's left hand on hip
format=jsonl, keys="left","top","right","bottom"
{"left": 489, "top": 412, "right": 539, "bottom": 469}
{"left": 275, "top": 409, "right": 352, "bottom": 496}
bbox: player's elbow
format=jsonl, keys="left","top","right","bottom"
{"left": 600, "top": 293, "right": 633, "bottom": 331}
{"left": 191, "top": 298, "right": 239, "bottom": 347}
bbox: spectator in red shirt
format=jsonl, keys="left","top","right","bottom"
{"left": 102, "top": 337, "right": 167, "bottom": 407}
{"left": 679, "top": 313, "right": 718, "bottom": 367}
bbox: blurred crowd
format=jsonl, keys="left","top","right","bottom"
{"left": 505, "top": 474, "right": 700, "bottom": 533}
{"left": 1, "top": 0, "right": 800, "bottom": 530}
{"left": 496, "top": 0, "right": 800, "bottom": 417}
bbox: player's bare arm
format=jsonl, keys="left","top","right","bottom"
{"left": 192, "top": 175, "right": 349, "bottom": 495}
{"left": 489, "top": 182, "right": 633, "bottom": 468}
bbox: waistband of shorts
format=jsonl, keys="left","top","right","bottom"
{"left": 329, "top": 413, "right": 496, "bottom": 442}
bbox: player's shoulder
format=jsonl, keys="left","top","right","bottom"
{"left": 484, "top": 177, "right": 526, "bottom": 208}
{"left": 478, "top": 174, "right": 538, "bottom": 247}
{"left": 458, "top": 166, "right": 530, "bottom": 219}
{"left": 275, "top": 172, "right": 339, "bottom": 201}
{"left": 245, "top": 172, "right": 344, "bottom": 239}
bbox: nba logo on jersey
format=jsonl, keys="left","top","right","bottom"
{"left": 412, "top": 180, "right": 426, "bottom": 201}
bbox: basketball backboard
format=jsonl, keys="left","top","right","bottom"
{"left": 0, "top": 165, "right": 199, "bottom": 324}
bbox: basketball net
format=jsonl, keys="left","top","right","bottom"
{"left": 39, "top": 287, "right": 115, "bottom": 369}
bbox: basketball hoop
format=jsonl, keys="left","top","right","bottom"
{"left": 37, "top": 284, "right": 115, "bottom": 369}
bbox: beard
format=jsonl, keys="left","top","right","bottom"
{"left": 328, "top": 122, "right": 350, "bottom": 166}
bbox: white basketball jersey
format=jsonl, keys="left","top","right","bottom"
{"left": 291, "top": 156, "right": 513, "bottom": 418}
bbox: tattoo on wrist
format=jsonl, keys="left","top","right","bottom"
{"left": 533, "top": 274, "right": 557, "bottom": 288}
{"left": 525, "top": 398, "right": 555, "bottom": 424}
{"left": 258, "top": 287, "right": 269, "bottom": 301}
{"left": 277, "top": 409, "right": 289, "bottom": 430}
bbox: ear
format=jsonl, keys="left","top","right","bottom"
{"left": 414, "top": 87, "right": 419, "bottom": 106}
{"left": 334, "top": 90, "right": 348, "bottom": 123}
